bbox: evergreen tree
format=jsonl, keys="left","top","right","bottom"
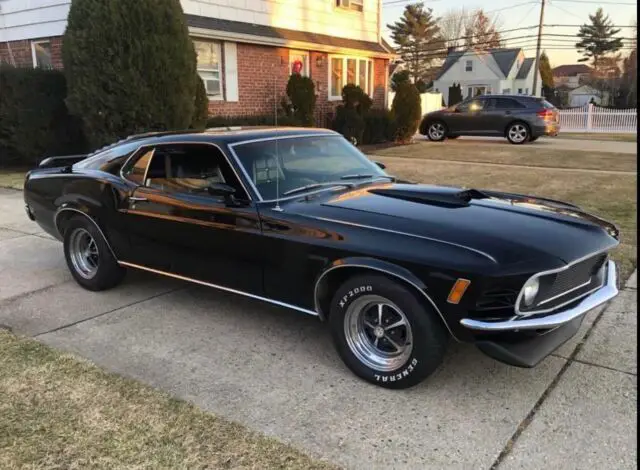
{"left": 387, "top": 3, "right": 444, "bottom": 82}
{"left": 391, "top": 81, "right": 421, "bottom": 143}
{"left": 63, "top": 0, "right": 198, "bottom": 148}
{"left": 464, "top": 10, "right": 502, "bottom": 50}
{"left": 575, "top": 8, "right": 623, "bottom": 68}
{"left": 539, "top": 52, "right": 554, "bottom": 89}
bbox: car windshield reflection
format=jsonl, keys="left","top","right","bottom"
{"left": 230, "top": 135, "right": 389, "bottom": 201}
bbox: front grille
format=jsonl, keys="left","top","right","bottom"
{"left": 544, "top": 254, "right": 607, "bottom": 300}
{"left": 519, "top": 253, "right": 608, "bottom": 314}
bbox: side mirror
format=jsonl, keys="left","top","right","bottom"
{"left": 374, "top": 161, "right": 386, "bottom": 170}
{"left": 207, "top": 182, "right": 236, "bottom": 200}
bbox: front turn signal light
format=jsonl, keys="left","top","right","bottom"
{"left": 447, "top": 279, "right": 471, "bottom": 304}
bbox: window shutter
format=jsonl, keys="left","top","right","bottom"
{"left": 224, "top": 42, "right": 239, "bottom": 102}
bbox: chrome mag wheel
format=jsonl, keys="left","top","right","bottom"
{"left": 344, "top": 295, "right": 413, "bottom": 372}
{"left": 508, "top": 124, "right": 528, "bottom": 143}
{"left": 428, "top": 122, "right": 445, "bottom": 140}
{"left": 68, "top": 227, "right": 99, "bottom": 279}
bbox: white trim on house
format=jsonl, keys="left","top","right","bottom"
{"left": 327, "top": 54, "right": 374, "bottom": 101}
{"left": 187, "top": 26, "right": 396, "bottom": 59}
{"left": 223, "top": 42, "right": 239, "bottom": 102}
{"left": 30, "top": 39, "right": 52, "bottom": 68}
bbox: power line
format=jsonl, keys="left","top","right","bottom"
{"left": 550, "top": 0, "right": 636, "bottom": 4}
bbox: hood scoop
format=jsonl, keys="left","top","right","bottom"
{"left": 367, "top": 185, "right": 488, "bottom": 207}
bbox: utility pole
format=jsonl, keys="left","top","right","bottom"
{"left": 532, "top": 0, "right": 546, "bottom": 96}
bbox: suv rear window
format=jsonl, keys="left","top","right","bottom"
{"left": 540, "top": 99, "right": 556, "bottom": 109}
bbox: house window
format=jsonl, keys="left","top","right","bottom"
{"left": 329, "top": 56, "right": 373, "bottom": 100}
{"left": 466, "top": 86, "right": 488, "bottom": 98}
{"left": 289, "top": 50, "right": 309, "bottom": 76}
{"left": 336, "top": 0, "right": 363, "bottom": 12}
{"left": 194, "top": 40, "right": 223, "bottom": 99}
{"left": 31, "top": 40, "right": 52, "bottom": 69}
{"left": 465, "top": 60, "right": 473, "bottom": 72}
{"left": 503, "top": 88, "right": 511, "bottom": 94}
{"left": 525, "top": 88, "right": 529, "bottom": 94}
{"left": 517, "top": 88, "right": 523, "bottom": 94}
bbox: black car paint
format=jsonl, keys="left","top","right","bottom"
{"left": 23, "top": 128, "right": 618, "bottom": 352}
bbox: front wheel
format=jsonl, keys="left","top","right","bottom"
{"left": 425, "top": 121, "right": 447, "bottom": 142}
{"left": 329, "top": 274, "right": 449, "bottom": 389}
{"left": 506, "top": 122, "right": 530, "bottom": 144}
{"left": 63, "top": 216, "right": 126, "bottom": 291}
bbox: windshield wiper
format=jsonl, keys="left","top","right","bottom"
{"left": 340, "top": 173, "right": 373, "bottom": 180}
{"left": 282, "top": 182, "right": 355, "bottom": 197}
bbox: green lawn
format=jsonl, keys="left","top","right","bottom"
{"left": 0, "top": 169, "right": 27, "bottom": 190}
{"left": 0, "top": 329, "right": 336, "bottom": 470}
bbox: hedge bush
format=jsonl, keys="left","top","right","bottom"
{"left": 62, "top": 0, "right": 198, "bottom": 148}
{"left": 0, "top": 66, "right": 87, "bottom": 167}
{"left": 362, "top": 109, "right": 397, "bottom": 145}
{"left": 332, "top": 84, "right": 373, "bottom": 144}
{"left": 282, "top": 73, "right": 316, "bottom": 126}
{"left": 391, "top": 81, "right": 421, "bottom": 143}
{"left": 190, "top": 75, "right": 210, "bottom": 130}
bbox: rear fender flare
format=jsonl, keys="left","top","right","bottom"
{"left": 54, "top": 205, "right": 118, "bottom": 261}
{"left": 313, "top": 257, "right": 457, "bottom": 340}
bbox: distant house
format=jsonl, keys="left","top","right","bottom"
{"left": 568, "top": 84, "right": 609, "bottom": 107}
{"left": 552, "top": 64, "right": 592, "bottom": 89}
{"left": 432, "top": 48, "right": 542, "bottom": 106}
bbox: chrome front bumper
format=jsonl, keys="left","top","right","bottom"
{"left": 460, "top": 260, "right": 618, "bottom": 332}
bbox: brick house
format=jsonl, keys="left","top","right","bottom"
{"left": 0, "top": 0, "right": 395, "bottom": 126}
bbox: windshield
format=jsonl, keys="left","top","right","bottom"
{"left": 231, "top": 135, "right": 388, "bottom": 200}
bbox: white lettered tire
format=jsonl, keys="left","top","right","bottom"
{"left": 329, "top": 274, "right": 449, "bottom": 389}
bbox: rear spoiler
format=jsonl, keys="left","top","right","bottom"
{"left": 38, "top": 154, "right": 87, "bottom": 169}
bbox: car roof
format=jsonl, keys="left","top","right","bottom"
{"left": 474, "top": 94, "right": 542, "bottom": 100}
{"left": 114, "top": 126, "right": 338, "bottom": 148}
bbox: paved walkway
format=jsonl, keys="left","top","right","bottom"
{"left": 0, "top": 188, "right": 636, "bottom": 469}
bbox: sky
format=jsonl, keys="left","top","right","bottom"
{"left": 381, "top": 0, "right": 638, "bottom": 67}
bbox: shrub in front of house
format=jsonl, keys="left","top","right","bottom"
{"left": 0, "top": 66, "right": 87, "bottom": 167}
{"left": 332, "top": 84, "right": 373, "bottom": 145}
{"left": 362, "top": 109, "right": 397, "bottom": 145}
{"left": 282, "top": 73, "right": 316, "bottom": 126}
{"left": 391, "top": 81, "right": 421, "bottom": 143}
{"left": 62, "top": 0, "right": 198, "bottom": 149}
{"left": 191, "top": 75, "right": 209, "bottom": 130}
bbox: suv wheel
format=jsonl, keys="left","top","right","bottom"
{"left": 329, "top": 274, "right": 449, "bottom": 389}
{"left": 426, "top": 121, "right": 447, "bottom": 142}
{"left": 506, "top": 122, "right": 530, "bottom": 144}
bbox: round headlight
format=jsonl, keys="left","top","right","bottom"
{"left": 522, "top": 278, "right": 540, "bottom": 306}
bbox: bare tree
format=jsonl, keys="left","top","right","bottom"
{"left": 440, "top": 8, "right": 469, "bottom": 50}
{"left": 440, "top": 8, "right": 503, "bottom": 52}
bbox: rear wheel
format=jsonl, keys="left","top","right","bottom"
{"left": 63, "top": 216, "right": 125, "bottom": 291}
{"left": 426, "top": 121, "right": 447, "bottom": 142}
{"left": 329, "top": 274, "right": 449, "bottom": 389}
{"left": 506, "top": 122, "right": 530, "bottom": 144}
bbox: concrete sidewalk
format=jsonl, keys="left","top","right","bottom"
{"left": 0, "top": 188, "right": 636, "bottom": 469}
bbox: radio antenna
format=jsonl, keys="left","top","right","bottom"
{"left": 273, "top": 58, "right": 282, "bottom": 212}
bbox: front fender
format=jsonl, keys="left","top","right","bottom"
{"left": 313, "top": 256, "right": 458, "bottom": 340}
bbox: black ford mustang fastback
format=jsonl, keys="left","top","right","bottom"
{"left": 23, "top": 127, "right": 620, "bottom": 389}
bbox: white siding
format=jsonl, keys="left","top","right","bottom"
{"left": 1, "top": 0, "right": 380, "bottom": 44}
{"left": 0, "top": 0, "right": 71, "bottom": 42}
{"left": 182, "top": 0, "right": 379, "bottom": 43}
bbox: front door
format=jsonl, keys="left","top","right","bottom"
{"left": 120, "top": 143, "right": 263, "bottom": 294}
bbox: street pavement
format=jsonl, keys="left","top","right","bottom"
{"left": 0, "top": 187, "right": 636, "bottom": 469}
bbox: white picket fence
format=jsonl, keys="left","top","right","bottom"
{"left": 558, "top": 104, "right": 637, "bottom": 133}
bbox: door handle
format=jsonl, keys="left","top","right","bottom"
{"left": 129, "top": 196, "right": 148, "bottom": 202}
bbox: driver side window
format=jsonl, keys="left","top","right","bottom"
{"left": 457, "top": 99, "right": 485, "bottom": 112}
{"left": 124, "top": 144, "right": 248, "bottom": 200}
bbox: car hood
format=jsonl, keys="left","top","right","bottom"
{"left": 293, "top": 182, "right": 619, "bottom": 266}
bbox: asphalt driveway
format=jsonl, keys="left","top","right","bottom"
{"left": 0, "top": 187, "right": 636, "bottom": 469}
